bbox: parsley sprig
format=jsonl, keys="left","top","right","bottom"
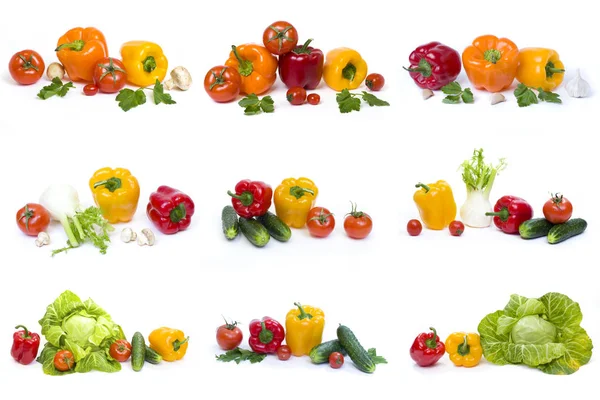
{"left": 368, "top": 348, "right": 388, "bottom": 365}
{"left": 336, "top": 89, "right": 389, "bottom": 113}
{"left": 215, "top": 348, "right": 266, "bottom": 364}
{"left": 514, "top": 83, "right": 561, "bottom": 107}
{"left": 238, "top": 94, "right": 275, "bottom": 115}
{"left": 441, "top": 82, "right": 474, "bottom": 104}
{"left": 37, "top": 78, "right": 74, "bottom": 100}
{"left": 116, "top": 79, "right": 176, "bottom": 112}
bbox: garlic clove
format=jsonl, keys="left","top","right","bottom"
{"left": 422, "top": 89, "right": 434, "bottom": 100}
{"left": 566, "top": 69, "right": 590, "bottom": 98}
{"left": 491, "top": 93, "right": 506, "bottom": 105}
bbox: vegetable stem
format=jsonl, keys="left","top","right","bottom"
{"left": 294, "top": 302, "right": 313, "bottom": 320}
{"left": 60, "top": 216, "right": 80, "bottom": 248}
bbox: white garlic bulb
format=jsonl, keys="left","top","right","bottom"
{"left": 566, "top": 69, "right": 590, "bottom": 98}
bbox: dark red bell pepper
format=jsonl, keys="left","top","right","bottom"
{"left": 147, "top": 186, "right": 195, "bottom": 235}
{"left": 278, "top": 39, "right": 324, "bottom": 90}
{"left": 486, "top": 195, "right": 533, "bottom": 234}
{"left": 11, "top": 325, "right": 40, "bottom": 365}
{"left": 248, "top": 317, "right": 285, "bottom": 354}
{"left": 403, "top": 42, "right": 462, "bottom": 90}
{"left": 410, "top": 327, "right": 445, "bottom": 367}
{"left": 228, "top": 179, "right": 272, "bottom": 218}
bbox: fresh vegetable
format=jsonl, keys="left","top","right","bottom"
{"left": 543, "top": 193, "right": 573, "bottom": 224}
{"left": 516, "top": 48, "right": 565, "bottom": 91}
{"left": 519, "top": 218, "right": 554, "bottom": 239}
{"left": 329, "top": 352, "right": 344, "bottom": 369}
{"left": 92, "top": 57, "right": 127, "bottom": 93}
{"left": 217, "top": 319, "right": 243, "bottom": 351}
{"left": 249, "top": 317, "right": 285, "bottom": 354}
{"left": 365, "top": 73, "right": 385, "bottom": 91}
{"left": 344, "top": 203, "right": 372, "bottom": 239}
{"left": 337, "top": 325, "right": 375, "bottom": 373}
{"left": 323, "top": 48, "right": 368, "bottom": 91}
{"left": 274, "top": 177, "right": 318, "bottom": 228}
{"left": 459, "top": 149, "right": 507, "bottom": 228}
{"left": 149, "top": 327, "right": 189, "bottom": 362}
{"left": 46, "top": 62, "right": 65, "bottom": 80}
{"left": 131, "top": 332, "right": 146, "bottom": 372}
{"left": 441, "top": 82, "right": 474, "bottom": 104}
{"left": 137, "top": 228, "right": 155, "bottom": 246}
{"left": 449, "top": 220, "right": 465, "bottom": 236}
{"left": 204, "top": 66, "right": 242, "bottom": 103}
{"left": 278, "top": 39, "right": 324, "bottom": 90}
{"left": 120, "top": 41, "right": 168, "bottom": 87}
{"left": 222, "top": 206, "right": 240, "bottom": 240}
{"left": 55, "top": 27, "right": 107, "bottom": 82}
{"left": 225, "top": 45, "right": 278, "bottom": 95}
{"left": 422, "top": 89, "right": 434, "bottom": 100}
{"left": 407, "top": 219, "right": 422, "bottom": 236}
{"left": 403, "top": 42, "right": 461, "bottom": 90}
{"left": 462, "top": 35, "right": 519, "bottom": 92}
{"left": 486, "top": 196, "right": 533, "bottom": 234}
{"left": 287, "top": 86, "right": 307, "bottom": 105}
{"left": 36, "top": 232, "right": 50, "bottom": 247}
{"left": 83, "top": 84, "right": 98, "bottom": 96}
{"left": 491, "top": 93, "right": 506, "bottom": 105}
{"left": 548, "top": 218, "right": 587, "bottom": 244}
{"left": 164, "top": 66, "right": 192, "bottom": 91}
{"left": 116, "top": 80, "right": 176, "bottom": 111}
{"left": 277, "top": 345, "right": 292, "bottom": 361}
{"left": 239, "top": 93, "right": 275, "bottom": 115}
{"left": 228, "top": 179, "right": 272, "bottom": 218}
{"left": 216, "top": 347, "right": 266, "bottom": 364}
{"left": 478, "top": 292, "right": 592, "bottom": 375}
{"left": 445, "top": 332, "right": 482, "bottom": 367}
{"left": 263, "top": 21, "right": 299, "bottom": 55}
{"left": 147, "top": 186, "right": 195, "bottom": 235}
{"left": 9, "top": 50, "right": 45, "bottom": 85}
{"left": 565, "top": 69, "right": 590, "bottom": 98}
{"left": 239, "top": 217, "right": 270, "bottom": 247}
{"left": 307, "top": 93, "right": 320, "bottom": 105}
{"left": 89, "top": 167, "right": 140, "bottom": 224}
{"left": 53, "top": 350, "right": 75, "bottom": 372}
{"left": 110, "top": 339, "right": 132, "bottom": 362}
{"left": 37, "top": 78, "right": 75, "bottom": 100}
{"left": 285, "top": 303, "right": 325, "bottom": 357}
{"left": 144, "top": 346, "right": 163, "bottom": 364}
{"left": 256, "top": 211, "right": 292, "bottom": 242}
{"left": 514, "top": 83, "right": 561, "bottom": 107}
{"left": 336, "top": 89, "right": 390, "bottom": 113}
{"left": 37, "top": 290, "right": 125, "bottom": 375}
{"left": 16, "top": 203, "right": 50, "bottom": 236}
{"left": 11, "top": 325, "right": 40, "bottom": 365}
{"left": 413, "top": 181, "right": 457, "bottom": 230}
{"left": 306, "top": 207, "right": 335, "bottom": 238}
{"left": 410, "top": 327, "right": 445, "bottom": 367}
{"left": 309, "top": 340, "right": 347, "bottom": 364}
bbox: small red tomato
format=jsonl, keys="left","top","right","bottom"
{"left": 329, "top": 352, "right": 344, "bottom": 369}
{"left": 9, "top": 50, "right": 45, "bottom": 85}
{"left": 53, "top": 350, "right": 75, "bottom": 372}
{"left": 263, "top": 21, "right": 299, "bottom": 55}
{"left": 307, "top": 93, "right": 320, "bottom": 105}
{"left": 277, "top": 345, "right": 292, "bottom": 361}
{"left": 344, "top": 202, "right": 373, "bottom": 239}
{"left": 216, "top": 319, "right": 243, "bottom": 351}
{"left": 306, "top": 207, "right": 335, "bottom": 238}
{"left": 204, "top": 66, "right": 242, "bottom": 103}
{"left": 16, "top": 203, "right": 51, "bottom": 236}
{"left": 407, "top": 219, "right": 422, "bottom": 236}
{"left": 543, "top": 193, "right": 573, "bottom": 224}
{"left": 93, "top": 57, "right": 127, "bottom": 93}
{"left": 286, "top": 86, "right": 307, "bottom": 105}
{"left": 365, "top": 73, "right": 385, "bottom": 91}
{"left": 109, "top": 339, "right": 132, "bottom": 362}
{"left": 83, "top": 84, "right": 99, "bottom": 96}
{"left": 449, "top": 221, "right": 465, "bottom": 236}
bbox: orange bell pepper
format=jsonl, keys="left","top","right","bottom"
{"left": 55, "top": 27, "right": 108, "bottom": 83}
{"left": 462, "top": 35, "right": 519, "bottom": 93}
{"left": 225, "top": 45, "right": 277, "bottom": 95}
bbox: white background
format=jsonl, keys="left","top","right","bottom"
{"left": 1, "top": 0, "right": 598, "bottom": 398}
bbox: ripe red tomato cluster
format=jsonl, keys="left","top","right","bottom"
{"left": 406, "top": 219, "right": 465, "bottom": 237}
{"left": 306, "top": 203, "right": 373, "bottom": 240}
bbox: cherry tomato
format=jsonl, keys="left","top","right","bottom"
{"left": 263, "top": 21, "right": 299, "bottom": 55}
{"left": 216, "top": 319, "right": 243, "bottom": 351}
{"left": 16, "top": 203, "right": 50, "bottom": 236}
{"left": 92, "top": 57, "right": 127, "bottom": 94}
{"left": 109, "top": 339, "right": 132, "bottom": 362}
{"left": 54, "top": 350, "right": 75, "bottom": 372}
{"left": 407, "top": 219, "right": 422, "bottom": 236}
{"left": 365, "top": 73, "right": 385, "bottom": 91}
{"left": 543, "top": 193, "right": 573, "bottom": 224}
{"left": 204, "top": 66, "right": 242, "bottom": 103}
{"left": 449, "top": 220, "right": 465, "bottom": 236}
{"left": 306, "top": 207, "right": 335, "bottom": 238}
{"left": 307, "top": 93, "right": 320, "bottom": 105}
{"left": 329, "top": 352, "right": 344, "bottom": 369}
{"left": 9, "top": 50, "right": 45, "bottom": 85}
{"left": 344, "top": 202, "right": 373, "bottom": 239}
{"left": 286, "top": 86, "right": 307, "bottom": 105}
{"left": 276, "top": 345, "right": 292, "bottom": 361}
{"left": 83, "top": 84, "right": 99, "bottom": 96}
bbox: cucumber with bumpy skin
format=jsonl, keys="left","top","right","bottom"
{"left": 519, "top": 218, "right": 554, "bottom": 239}
{"left": 131, "top": 332, "right": 146, "bottom": 372}
{"left": 337, "top": 325, "right": 375, "bottom": 373}
{"left": 256, "top": 211, "right": 291, "bottom": 242}
{"left": 548, "top": 218, "right": 587, "bottom": 244}
{"left": 239, "top": 217, "right": 270, "bottom": 247}
{"left": 309, "top": 340, "right": 347, "bottom": 364}
{"left": 222, "top": 206, "right": 239, "bottom": 240}
{"left": 145, "top": 346, "right": 162, "bottom": 364}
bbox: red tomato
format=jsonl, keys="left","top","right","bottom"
{"left": 262, "top": 21, "right": 299, "bottom": 55}
{"left": 109, "top": 339, "right": 132, "bottom": 362}
{"left": 93, "top": 57, "right": 127, "bottom": 94}
{"left": 329, "top": 352, "right": 344, "bottom": 369}
{"left": 407, "top": 219, "right": 422, "bottom": 236}
{"left": 204, "top": 66, "right": 242, "bottom": 103}
{"left": 9, "top": 50, "right": 45, "bottom": 85}
{"left": 83, "top": 84, "right": 99, "bottom": 96}
{"left": 344, "top": 202, "right": 373, "bottom": 239}
{"left": 276, "top": 345, "right": 292, "bottom": 361}
{"left": 216, "top": 320, "right": 243, "bottom": 351}
{"left": 54, "top": 350, "right": 74, "bottom": 372}
{"left": 16, "top": 203, "right": 50, "bottom": 236}
{"left": 306, "top": 207, "right": 335, "bottom": 238}
{"left": 286, "top": 86, "right": 307, "bottom": 105}
{"left": 365, "top": 73, "right": 385, "bottom": 91}
{"left": 307, "top": 93, "right": 320, "bottom": 105}
{"left": 449, "top": 221, "right": 465, "bottom": 236}
{"left": 543, "top": 193, "right": 573, "bottom": 224}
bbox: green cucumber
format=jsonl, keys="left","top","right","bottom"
{"left": 239, "top": 217, "right": 270, "bottom": 247}
{"left": 145, "top": 346, "right": 162, "bottom": 364}
{"left": 222, "top": 206, "right": 239, "bottom": 240}
{"left": 256, "top": 211, "right": 291, "bottom": 242}
{"left": 519, "top": 218, "right": 555, "bottom": 239}
{"left": 337, "top": 325, "right": 375, "bottom": 373}
{"left": 131, "top": 332, "right": 146, "bottom": 372}
{"left": 309, "top": 340, "right": 347, "bottom": 364}
{"left": 548, "top": 218, "right": 587, "bottom": 244}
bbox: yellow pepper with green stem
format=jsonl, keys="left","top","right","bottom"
{"left": 323, "top": 48, "right": 368, "bottom": 91}
{"left": 120, "top": 41, "right": 168, "bottom": 87}
{"left": 516, "top": 48, "right": 565, "bottom": 91}
{"left": 445, "top": 332, "right": 482, "bottom": 367}
{"left": 285, "top": 303, "right": 325, "bottom": 357}
{"left": 274, "top": 177, "right": 318, "bottom": 228}
{"left": 413, "top": 181, "right": 457, "bottom": 230}
{"left": 148, "top": 327, "right": 189, "bottom": 362}
{"left": 89, "top": 167, "right": 140, "bottom": 224}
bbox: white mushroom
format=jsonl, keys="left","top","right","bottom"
{"left": 35, "top": 232, "right": 50, "bottom": 247}
{"left": 137, "top": 228, "right": 155, "bottom": 246}
{"left": 422, "top": 89, "right": 434, "bottom": 100}
{"left": 46, "top": 62, "right": 65, "bottom": 80}
{"left": 164, "top": 66, "right": 192, "bottom": 91}
{"left": 120, "top": 228, "right": 137, "bottom": 243}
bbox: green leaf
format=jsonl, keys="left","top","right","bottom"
{"left": 152, "top": 79, "right": 176, "bottom": 105}
{"left": 37, "top": 77, "right": 74, "bottom": 100}
{"left": 367, "top": 348, "right": 388, "bottom": 365}
{"left": 116, "top": 88, "right": 146, "bottom": 112}
{"left": 537, "top": 88, "right": 562, "bottom": 104}
{"left": 461, "top": 88, "right": 474, "bottom": 103}
{"left": 260, "top": 96, "right": 275, "bottom": 113}
{"left": 216, "top": 348, "right": 266, "bottom": 364}
{"left": 478, "top": 310, "right": 511, "bottom": 365}
{"left": 243, "top": 104, "right": 262, "bottom": 115}
{"left": 441, "top": 82, "right": 463, "bottom": 95}
{"left": 238, "top": 94, "right": 259, "bottom": 108}
{"left": 441, "top": 82, "right": 474, "bottom": 104}
{"left": 75, "top": 351, "right": 122, "bottom": 373}
{"left": 514, "top": 84, "right": 538, "bottom": 107}
{"left": 361, "top": 92, "right": 390, "bottom": 107}
{"left": 442, "top": 95, "right": 461, "bottom": 104}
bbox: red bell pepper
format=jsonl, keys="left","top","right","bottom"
{"left": 147, "top": 186, "right": 195, "bottom": 235}
{"left": 228, "top": 179, "right": 272, "bottom": 218}
{"left": 11, "top": 325, "right": 40, "bottom": 365}
{"left": 486, "top": 195, "right": 533, "bottom": 234}
{"left": 248, "top": 317, "right": 285, "bottom": 354}
{"left": 278, "top": 39, "right": 324, "bottom": 90}
{"left": 410, "top": 327, "right": 445, "bottom": 367}
{"left": 403, "top": 42, "right": 462, "bottom": 90}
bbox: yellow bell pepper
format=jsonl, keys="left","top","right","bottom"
{"left": 274, "top": 177, "right": 318, "bottom": 228}
{"left": 323, "top": 48, "right": 368, "bottom": 91}
{"left": 445, "top": 332, "right": 482, "bottom": 367}
{"left": 285, "top": 302, "right": 325, "bottom": 357}
{"left": 516, "top": 48, "right": 565, "bottom": 91}
{"left": 120, "top": 41, "right": 168, "bottom": 87}
{"left": 148, "top": 327, "right": 189, "bottom": 362}
{"left": 89, "top": 167, "right": 140, "bottom": 224}
{"left": 413, "top": 181, "right": 457, "bottom": 230}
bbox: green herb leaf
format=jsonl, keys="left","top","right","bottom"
{"left": 238, "top": 93, "right": 259, "bottom": 108}
{"left": 37, "top": 77, "right": 74, "bottom": 100}
{"left": 514, "top": 84, "right": 539, "bottom": 107}
{"left": 462, "top": 88, "right": 474, "bottom": 104}
{"left": 537, "top": 88, "right": 562, "bottom": 104}
{"left": 361, "top": 92, "right": 390, "bottom": 107}
{"left": 441, "top": 82, "right": 463, "bottom": 95}
{"left": 152, "top": 79, "right": 176, "bottom": 105}
{"left": 239, "top": 94, "right": 274, "bottom": 115}
{"left": 441, "top": 81, "right": 474, "bottom": 104}
{"left": 368, "top": 348, "right": 388, "bottom": 365}
{"left": 442, "top": 95, "right": 461, "bottom": 104}
{"left": 459, "top": 148, "right": 507, "bottom": 193}
{"left": 215, "top": 348, "right": 266, "bottom": 364}
{"left": 259, "top": 96, "right": 275, "bottom": 113}
{"left": 116, "top": 88, "right": 147, "bottom": 112}
{"left": 336, "top": 89, "right": 389, "bottom": 113}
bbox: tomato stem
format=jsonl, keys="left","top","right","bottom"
{"left": 20, "top": 205, "right": 35, "bottom": 233}
{"left": 18, "top": 54, "right": 39, "bottom": 71}
{"left": 209, "top": 68, "right": 227, "bottom": 90}
{"left": 266, "top": 25, "right": 294, "bottom": 53}
{"left": 97, "top": 58, "right": 127, "bottom": 84}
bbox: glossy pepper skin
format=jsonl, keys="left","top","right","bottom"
{"left": 11, "top": 325, "right": 40, "bottom": 365}
{"left": 285, "top": 303, "right": 325, "bottom": 357}
{"left": 149, "top": 327, "right": 189, "bottom": 361}
{"left": 403, "top": 42, "right": 461, "bottom": 90}
{"left": 55, "top": 27, "right": 108, "bottom": 82}
{"left": 278, "top": 39, "right": 324, "bottom": 90}
{"left": 120, "top": 41, "right": 168, "bottom": 87}
{"left": 147, "top": 186, "right": 195, "bottom": 234}
{"left": 445, "top": 332, "right": 482, "bottom": 367}
{"left": 274, "top": 177, "right": 318, "bottom": 228}
{"left": 462, "top": 35, "right": 519, "bottom": 93}
{"left": 249, "top": 317, "right": 285, "bottom": 354}
{"left": 516, "top": 48, "right": 565, "bottom": 91}
{"left": 225, "top": 44, "right": 277, "bottom": 95}
{"left": 486, "top": 195, "right": 533, "bottom": 234}
{"left": 323, "top": 48, "right": 368, "bottom": 91}
{"left": 228, "top": 180, "right": 272, "bottom": 218}
{"left": 89, "top": 167, "right": 140, "bottom": 224}
{"left": 410, "top": 327, "right": 445, "bottom": 367}
{"left": 413, "top": 181, "right": 457, "bottom": 230}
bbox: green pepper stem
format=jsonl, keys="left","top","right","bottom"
{"left": 55, "top": 40, "right": 85, "bottom": 52}
{"left": 485, "top": 207, "right": 510, "bottom": 221}
{"left": 170, "top": 203, "right": 187, "bottom": 223}
{"left": 172, "top": 337, "right": 189, "bottom": 352}
{"left": 403, "top": 58, "right": 433, "bottom": 78}
{"left": 231, "top": 45, "right": 253, "bottom": 77}
{"left": 457, "top": 335, "right": 471, "bottom": 356}
{"left": 289, "top": 186, "right": 314, "bottom": 199}
{"left": 484, "top": 49, "right": 502, "bottom": 64}
{"left": 294, "top": 39, "right": 314, "bottom": 54}
{"left": 545, "top": 61, "right": 565, "bottom": 78}
{"left": 15, "top": 325, "right": 30, "bottom": 338}
{"left": 342, "top": 63, "right": 357, "bottom": 81}
{"left": 415, "top": 183, "right": 431, "bottom": 193}
{"left": 227, "top": 190, "right": 254, "bottom": 207}
{"left": 258, "top": 322, "right": 273, "bottom": 344}
{"left": 143, "top": 56, "right": 157, "bottom": 73}
{"left": 294, "top": 302, "right": 313, "bottom": 320}
{"left": 425, "top": 327, "right": 439, "bottom": 349}
{"left": 93, "top": 177, "right": 122, "bottom": 192}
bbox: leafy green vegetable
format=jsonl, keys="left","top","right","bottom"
{"left": 116, "top": 88, "right": 146, "bottom": 111}
{"left": 460, "top": 148, "right": 507, "bottom": 193}
{"left": 441, "top": 82, "right": 474, "bottom": 104}
{"left": 514, "top": 83, "right": 562, "bottom": 107}
{"left": 478, "top": 292, "right": 593, "bottom": 375}
{"left": 238, "top": 94, "right": 274, "bottom": 115}
{"left": 215, "top": 347, "right": 266, "bottom": 364}
{"left": 368, "top": 348, "right": 387, "bottom": 365}
{"left": 336, "top": 89, "right": 390, "bottom": 113}
{"left": 152, "top": 79, "right": 176, "bottom": 105}
{"left": 51, "top": 206, "right": 114, "bottom": 256}
{"left": 37, "top": 78, "right": 75, "bottom": 100}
